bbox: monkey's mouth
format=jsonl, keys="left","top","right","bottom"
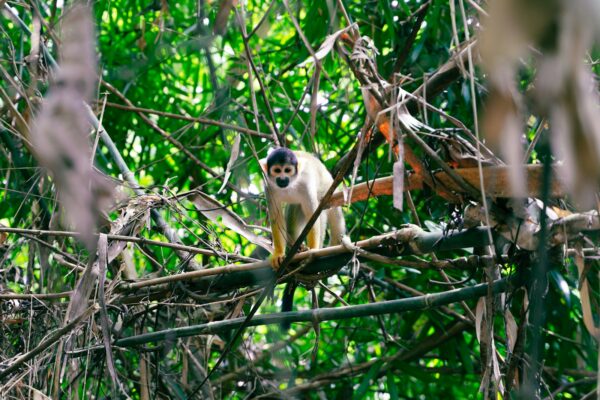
{"left": 276, "top": 177, "right": 289, "bottom": 188}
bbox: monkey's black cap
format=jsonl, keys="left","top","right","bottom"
{"left": 266, "top": 148, "right": 297, "bottom": 168}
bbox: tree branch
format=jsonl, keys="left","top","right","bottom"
{"left": 115, "top": 276, "right": 516, "bottom": 347}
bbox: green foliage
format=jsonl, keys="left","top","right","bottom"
{"left": 0, "top": 0, "right": 597, "bottom": 399}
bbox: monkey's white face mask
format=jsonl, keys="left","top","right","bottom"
{"left": 268, "top": 164, "right": 298, "bottom": 188}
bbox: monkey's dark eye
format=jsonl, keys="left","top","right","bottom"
{"left": 284, "top": 167, "right": 292, "bottom": 173}
{"left": 273, "top": 168, "right": 281, "bottom": 174}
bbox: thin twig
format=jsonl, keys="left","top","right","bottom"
{"left": 102, "top": 101, "right": 271, "bottom": 139}
{"left": 0, "top": 226, "right": 253, "bottom": 262}
{"left": 101, "top": 81, "right": 252, "bottom": 200}
{"left": 0, "top": 304, "right": 99, "bottom": 380}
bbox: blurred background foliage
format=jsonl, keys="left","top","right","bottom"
{"left": 0, "top": 0, "right": 598, "bottom": 398}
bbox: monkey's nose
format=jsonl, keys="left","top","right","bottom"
{"left": 276, "top": 177, "right": 289, "bottom": 187}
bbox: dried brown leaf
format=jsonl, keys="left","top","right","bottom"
{"left": 218, "top": 134, "right": 241, "bottom": 194}
{"left": 30, "top": 4, "right": 112, "bottom": 251}
{"left": 108, "top": 194, "right": 162, "bottom": 262}
{"left": 65, "top": 256, "right": 99, "bottom": 322}
{"left": 392, "top": 161, "right": 404, "bottom": 211}
{"left": 214, "top": 0, "right": 237, "bottom": 36}
{"left": 482, "top": 0, "right": 600, "bottom": 208}
{"left": 505, "top": 309, "right": 518, "bottom": 354}
{"left": 575, "top": 244, "right": 600, "bottom": 340}
{"left": 97, "top": 234, "right": 122, "bottom": 396}
{"left": 298, "top": 25, "right": 356, "bottom": 67}
{"left": 475, "top": 297, "right": 485, "bottom": 343}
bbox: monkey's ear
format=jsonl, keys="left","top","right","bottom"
{"left": 259, "top": 158, "right": 268, "bottom": 173}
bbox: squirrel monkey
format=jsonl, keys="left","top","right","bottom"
{"left": 260, "top": 148, "right": 346, "bottom": 270}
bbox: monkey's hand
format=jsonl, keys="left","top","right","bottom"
{"left": 298, "top": 243, "right": 309, "bottom": 252}
{"left": 270, "top": 251, "right": 285, "bottom": 270}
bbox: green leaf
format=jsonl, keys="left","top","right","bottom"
{"left": 387, "top": 370, "right": 399, "bottom": 400}
{"left": 354, "top": 360, "right": 383, "bottom": 399}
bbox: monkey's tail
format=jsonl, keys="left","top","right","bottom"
{"left": 280, "top": 282, "right": 297, "bottom": 330}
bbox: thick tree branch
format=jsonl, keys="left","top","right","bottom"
{"left": 115, "top": 276, "right": 516, "bottom": 347}
{"left": 329, "top": 164, "right": 570, "bottom": 207}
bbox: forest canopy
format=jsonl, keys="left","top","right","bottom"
{"left": 1, "top": 0, "right": 600, "bottom": 399}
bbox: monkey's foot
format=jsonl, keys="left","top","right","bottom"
{"left": 270, "top": 253, "right": 285, "bottom": 270}
{"left": 298, "top": 244, "right": 309, "bottom": 252}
